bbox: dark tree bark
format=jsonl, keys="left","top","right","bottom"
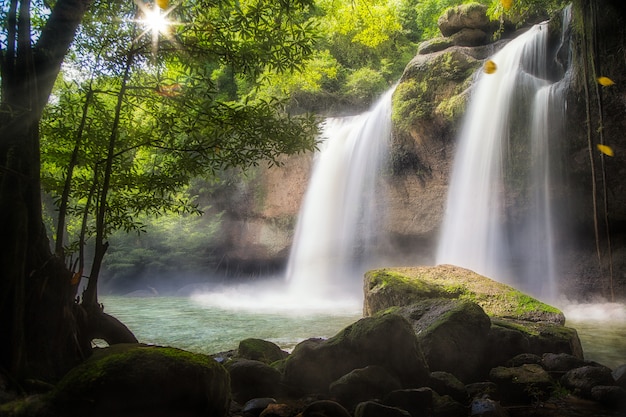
{"left": 0, "top": 0, "right": 92, "bottom": 380}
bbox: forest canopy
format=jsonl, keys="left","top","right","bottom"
{"left": 31, "top": 0, "right": 568, "bottom": 295}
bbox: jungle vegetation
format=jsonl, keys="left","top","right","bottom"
{"left": 0, "top": 0, "right": 573, "bottom": 382}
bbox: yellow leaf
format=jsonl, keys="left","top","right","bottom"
{"left": 484, "top": 60, "right": 497, "bottom": 74}
{"left": 156, "top": 0, "right": 169, "bottom": 9}
{"left": 597, "top": 144, "right": 615, "bottom": 157}
{"left": 597, "top": 76, "right": 615, "bottom": 86}
{"left": 501, "top": 0, "right": 513, "bottom": 10}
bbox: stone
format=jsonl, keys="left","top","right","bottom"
{"left": 438, "top": 3, "right": 492, "bottom": 37}
{"left": 238, "top": 338, "right": 288, "bottom": 364}
{"left": 393, "top": 298, "right": 491, "bottom": 382}
{"left": 354, "top": 401, "right": 411, "bottom": 417}
{"left": 470, "top": 397, "right": 508, "bottom": 417}
{"left": 383, "top": 388, "right": 434, "bottom": 417}
{"left": 363, "top": 266, "right": 566, "bottom": 324}
{"left": 560, "top": 365, "right": 615, "bottom": 398}
{"left": 429, "top": 371, "right": 469, "bottom": 404}
{"left": 259, "top": 403, "right": 293, "bottom": 417}
{"left": 50, "top": 344, "right": 230, "bottom": 416}
{"left": 242, "top": 398, "right": 277, "bottom": 417}
{"left": 282, "top": 313, "right": 430, "bottom": 396}
{"left": 418, "top": 37, "right": 454, "bottom": 55}
{"left": 226, "top": 359, "right": 283, "bottom": 403}
{"left": 301, "top": 400, "right": 352, "bottom": 417}
{"left": 432, "top": 393, "right": 467, "bottom": 417}
{"left": 541, "top": 352, "right": 588, "bottom": 374}
{"left": 489, "top": 364, "right": 553, "bottom": 404}
{"left": 451, "top": 28, "right": 489, "bottom": 47}
{"left": 612, "top": 364, "right": 626, "bottom": 388}
{"left": 465, "top": 382, "right": 499, "bottom": 401}
{"left": 485, "top": 318, "right": 583, "bottom": 369}
{"left": 507, "top": 353, "right": 542, "bottom": 367}
{"left": 329, "top": 365, "right": 402, "bottom": 411}
{"left": 590, "top": 385, "right": 626, "bottom": 409}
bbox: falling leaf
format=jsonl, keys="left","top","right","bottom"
{"left": 597, "top": 144, "right": 614, "bottom": 157}
{"left": 501, "top": 0, "right": 513, "bottom": 10}
{"left": 484, "top": 60, "right": 497, "bottom": 74}
{"left": 597, "top": 76, "right": 615, "bottom": 86}
{"left": 70, "top": 271, "right": 81, "bottom": 286}
{"left": 156, "top": 0, "right": 169, "bottom": 9}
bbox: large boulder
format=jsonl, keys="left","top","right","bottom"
{"left": 282, "top": 313, "right": 430, "bottom": 396}
{"left": 437, "top": 3, "right": 492, "bottom": 37}
{"left": 390, "top": 298, "right": 491, "bottom": 382}
{"left": 364, "top": 265, "right": 566, "bottom": 324}
{"left": 50, "top": 344, "right": 230, "bottom": 416}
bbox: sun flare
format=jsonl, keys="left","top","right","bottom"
{"left": 141, "top": 5, "right": 171, "bottom": 35}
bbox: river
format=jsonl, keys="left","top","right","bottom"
{"left": 100, "top": 296, "right": 625, "bottom": 370}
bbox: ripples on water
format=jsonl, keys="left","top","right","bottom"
{"left": 100, "top": 295, "right": 625, "bottom": 369}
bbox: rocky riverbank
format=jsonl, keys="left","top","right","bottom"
{"left": 1, "top": 266, "right": 625, "bottom": 417}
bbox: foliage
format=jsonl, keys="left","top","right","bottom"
{"left": 39, "top": 0, "right": 320, "bottom": 298}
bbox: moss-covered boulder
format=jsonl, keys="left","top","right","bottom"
{"left": 50, "top": 344, "right": 230, "bottom": 416}
{"left": 364, "top": 265, "right": 565, "bottom": 324}
{"left": 282, "top": 313, "right": 430, "bottom": 396}
{"left": 388, "top": 298, "right": 491, "bottom": 382}
{"left": 237, "top": 338, "right": 288, "bottom": 364}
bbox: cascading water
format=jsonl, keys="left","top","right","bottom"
{"left": 437, "top": 12, "right": 572, "bottom": 301}
{"left": 286, "top": 88, "right": 394, "bottom": 299}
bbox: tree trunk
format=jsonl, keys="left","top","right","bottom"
{"left": 0, "top": 0, "right": 94, "bottom": 381}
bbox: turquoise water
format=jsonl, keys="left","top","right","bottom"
{"left": 100, "top": 295, "right": 362, "bottom": 354}
{"left": 100, "top": 296, "right": 626, "bottom": 369}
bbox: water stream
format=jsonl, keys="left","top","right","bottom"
{"left": 285, "top": 88, "right": 394, "bottom": 298}
{"left": 436, "top": 16, "right": 571, "bottom": 301}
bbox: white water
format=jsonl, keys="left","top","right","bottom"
{"left": 437, "top": 19, "right": 571, "bottom": 301}
{"left": 285, "top": 88, "right": 394, "bottom": 299}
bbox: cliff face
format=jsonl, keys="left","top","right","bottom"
{"left": 214, "top": 1, "right": 626, "bottom": 300}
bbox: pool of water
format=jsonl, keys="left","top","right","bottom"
{"left": 100, "top": 296, "right": 626, "bottom": 369}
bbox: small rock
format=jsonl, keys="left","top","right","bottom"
{"left": 506, "top": 353, "right": 542, "bottom": 367}
{"left": 242, "top": 398, "right": 277, "bottom": 417}
{"left": 383, "top": 388, "right": 434, "bottom": 417}
{"left": 260, "top": 403, "right": 293, "bottom": 417}
{"left": 591, "top": 385, "right": 626, "bottom": 409}
{"left": 432, "top": 393, "right": 467, "bottom": 417}
{"left": 561, "top": 365, "right": 615, "bottom": 399}
{"left": 612, "top": 364, "right": 626, "bottom": 388}
{"left": 470, "top": 397, "right": 508, "bottom": 417}
{"left": 354, "top": 401, "right": 411, "bottom": 417}
{"left": 301, "top": 400, "right": 351, "bottom": 417}
{"left": 329, "top": 365, "right": 401, "bottom": 411}
{"left": 489, "top": 364, "right": 553, "bottom": 404}
{"left": 466, "top": 382, "right": 499, "bottom": 401}
{"left": 541, "top": 352, "right": 587, "bottom": 374}
{"left": 430, "top": 371, "right": 469, "bottom": 404}
{"left": 227, "top": 359, "right": 283, "bottom": 403}
{"left": 238, "top": 338, "right": 288, "bottom": 364}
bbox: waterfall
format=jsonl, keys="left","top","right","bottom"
{"left": 437, "top": 13, "right": 572, "bottom": 301}
{"left": 286, "top": 88, "right": 394, "bottom": 299}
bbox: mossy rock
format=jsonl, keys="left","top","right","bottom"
{"left": 387, "top": 298, "right": 491, "bottom": 382}
{"left": 393, "top": 48, "right": 481, "bottom": 137}
{"left": 50, "top": 344, "right": 231, "bottom": 416}
{"left": 237, "top": 338, "right": 288, "bottom": 364}
{"left": 282, "top": 313, "right": 430, "bottom": 396}
{"left": 364, "top": 265, "right": 565, "bottom": 324}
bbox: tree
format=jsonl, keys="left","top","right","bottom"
{"left": 1, "top": 0, "right": 318, "bottom": 382}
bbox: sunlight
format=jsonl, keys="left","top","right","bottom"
{"left": 141, "top": 5, "right": 170, "bottom": 35}
{"left": 134, "top": 1, "right": 178, "bottom": 56}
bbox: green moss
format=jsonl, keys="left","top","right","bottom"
{"left": 366, "top": 266, "right": 565, "bottom": 324}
